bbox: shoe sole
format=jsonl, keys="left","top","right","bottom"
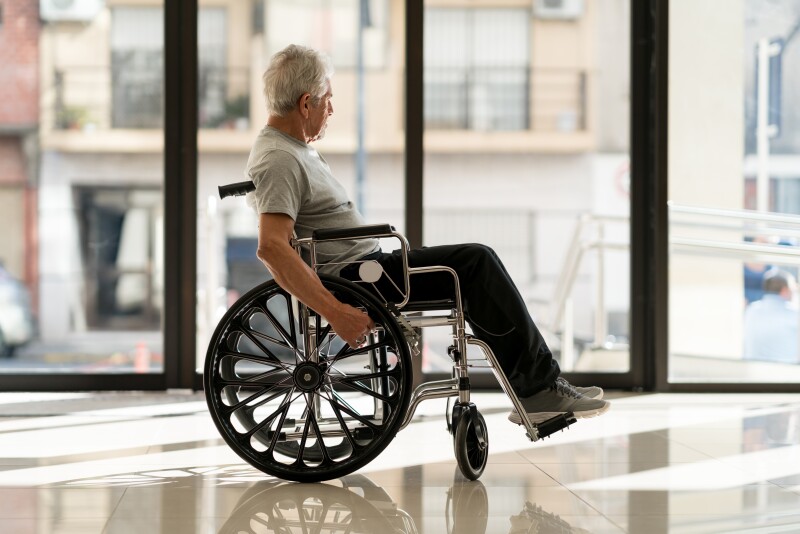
{"left": 508, "top": 402, "right": 610, "bottom": 426}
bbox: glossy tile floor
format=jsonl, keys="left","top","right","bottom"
{"left": 1, "top": 391, "right": 800, "bottom": 533}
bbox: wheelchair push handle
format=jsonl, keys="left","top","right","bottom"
{"left": 218, "top": 181, "right": 255, "bottom": 199}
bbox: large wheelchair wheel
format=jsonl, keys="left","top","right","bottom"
{"left": 205, "top": 274, "right": 412, "bottom": 483}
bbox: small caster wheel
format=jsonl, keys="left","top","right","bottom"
{"left": 454, "top": 409, "right": 488, "bottom": 480}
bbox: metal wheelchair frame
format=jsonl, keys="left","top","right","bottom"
{"left": 300, "top": 227, "right": 571, "bottom": 442}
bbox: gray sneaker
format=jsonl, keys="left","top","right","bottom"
{"left": 508, "top": 379, "right": 610, "bottom": 425}
{"left": 556, "top": 377, "right": 603, "bottom": 400}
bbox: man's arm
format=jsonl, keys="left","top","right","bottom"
{"left": 257, "top": 212, "right": 374, "bottom": 347}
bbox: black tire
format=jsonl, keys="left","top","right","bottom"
{"left": 454, "top": 410, "right": 489, "bottom": 481}
{"left": 205, "top": 274, "right": 412, "bottom": 483}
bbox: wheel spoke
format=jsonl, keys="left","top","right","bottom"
{"left": 242, "top": 366, "right": 292, "bottom": 383}
{"left": 254, "top": 297, "right": 298, "bottom": 351}
{"left": 331, "top": 380, "right": 393, "bottom": 403}
{"left": 293, "top": 395, "right": 315, "bottom": 464}
{"left": 247, "top": 329, "right": 294, "bottom": 351}
{"left": 240, "top": 305, "right": 295, "bottom": 350}
{"left": 217, "top": 370, "right": 293, "bottom": 389}
{"left": 244, "top": 389, "right": 301, "bottom": 439}
{"left": 266, "top": 400, "right": 291, "bottom": 457}
{"left": 218, "top": 348, "right": 289, "bottom": 369}
{"left": 325, "top": 396, "right": 380, "bottom": 431}
{"left": 310, "top": 318, "right": 334, "bottom": 361}
{"left": 222, "top": 377, "right": 295, "bottom": 416}
{"left": 322, "top": 389, "right": 358, "bottom": 450}
{"left": 327, "top": 387, "right": 360, "bottom": 415}
{"left": 328, "top": 339, "right": 391, "bottom": 365}
{"left": 328, "top": 366, "right": 401, "bottom": 404}
{"left": 328, "top": 367, "right": 400, "bottom": 385}
{"left": 237, "top": 327, "right": 296, "bottom": 373}
{"left": 306, "top": 401, "right": 332, "bottom": 464}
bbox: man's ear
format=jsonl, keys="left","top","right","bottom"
{"left": 298, "top": 93, "right": 311, "bottom": 118}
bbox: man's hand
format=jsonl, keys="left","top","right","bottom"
{"left": 257, "top": 213, "right": 376, "bottom": 347}
{"left": 327, "top": 302, "right": 375, "bottom": 347}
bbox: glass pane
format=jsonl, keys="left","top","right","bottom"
{"left": 422, "top": 1, "right": 631, "bottom": 374}
{"left": 669, "top": 0, "right": 800, "bottom": 383}
{"left": 0, "top": 3, "right": 164, "bottom": 373}
{"left": 195, "top": 0, "right": 405, "bottom": 371}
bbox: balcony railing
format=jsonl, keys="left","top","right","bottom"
{"left": 52, "top": 66, "right": 250, "bottom": 131}
{"left": 52, "top": 64, "right": 587, "bottom": 135}
{"left": 424, "top": 67, "right": 587, "bottom": 132}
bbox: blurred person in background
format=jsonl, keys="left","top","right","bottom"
{"left": 743, "top": 268, "right": 799, "bottom": 363}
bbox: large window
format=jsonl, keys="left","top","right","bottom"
{"left": 422, "top": 0, "right": 631, "bottom": 377}
{"left": 668, "top": 0, "right": 800, "bottom": 384}
{"left": 0, "top": 2, "right": 166, "bottom": 374}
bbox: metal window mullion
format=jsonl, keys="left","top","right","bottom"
{"left": 406, "top": 0, "right": 423, "bottom": 387}
{"left": 165, "top": 0, "right": 198, "bottom": 389}
{"left": 631, "top": 0, "right": 667, "bottom": 391}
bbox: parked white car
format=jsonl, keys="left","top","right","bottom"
{"left": 0, "top": 266, "right": 35, "bottom": 357}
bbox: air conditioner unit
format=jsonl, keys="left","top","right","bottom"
{"left": 533, "top": 0, "right": 584, "bottom": 20}
{"left": 40, "top": 0, "right": 104, "bottom": 22}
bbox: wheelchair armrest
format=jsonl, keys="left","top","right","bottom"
{"left": 312, "top": 224, "right": 395, "bottom": 241}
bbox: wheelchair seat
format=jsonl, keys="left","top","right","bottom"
{"left": 400, "top": 299, "right": 457, "bottom": 312}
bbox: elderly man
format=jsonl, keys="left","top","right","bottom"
{"left": 247, "top": 44, "right": 609, "bottom": 426}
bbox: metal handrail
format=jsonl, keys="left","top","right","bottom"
{"left": 670, "top": 238, "right": 800, "bottom": 264}
{"left": 547, "top": 215, "right": 629, "bottom": 335}
{"left": 670, "top": 202, "right": 800, "bottom": 226}
{"left": 550, "top": 205, "right": 800, "bottom": 365}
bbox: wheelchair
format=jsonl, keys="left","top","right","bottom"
{"left": 204, "top": 181, "right": 576, "bottom": 483}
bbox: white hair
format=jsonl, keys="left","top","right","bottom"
{"left": 262, "top": 44, "right": 334, "bottom": 117}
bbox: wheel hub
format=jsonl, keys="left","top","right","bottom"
{"left": 293, "top": 362, "right": 325, "bottom": 392}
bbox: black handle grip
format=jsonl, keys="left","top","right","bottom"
{"left": 218, "top": 181, "right": 256, "bottom": 199}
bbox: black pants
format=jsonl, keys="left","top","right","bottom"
{"left": 341, "top": 244, "right": 559, "bottom": 398}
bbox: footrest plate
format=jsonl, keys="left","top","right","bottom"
{"left": 526, "top": 412, "right": 576, "bottom": 442}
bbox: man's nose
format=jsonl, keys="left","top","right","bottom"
{"left": 328, "top": 102, "right": 334, "bottom": 115}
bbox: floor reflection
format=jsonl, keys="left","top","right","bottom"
{"left": 2, "top": 393, "right": 800, "bottom": 533}
{"left": 220, "top": 475, "right": 417, "bottom": 534}
{"left": 219, "top": 475, "right": 414, "bottom": 533}
{"left": 218, "top": 471, "right": 591, "bottom": 534}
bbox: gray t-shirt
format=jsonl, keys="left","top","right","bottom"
{"left": 246, "top": 125, "right": 379, "bottom": 274}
